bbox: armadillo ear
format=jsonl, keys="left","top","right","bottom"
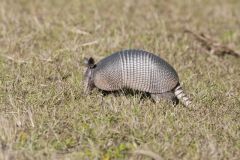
{"left": 88, "top": 57, "right": 95, "bottom": 66}
{"left": 83, "top": 57, "right": 95, "bottom": 68}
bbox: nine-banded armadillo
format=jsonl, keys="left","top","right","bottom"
{"left": 83, "top": 49, "right": 191, "bottom": 107}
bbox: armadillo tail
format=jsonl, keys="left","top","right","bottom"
{"left": 174, "top": 84, "right": 192, "bottom": 107}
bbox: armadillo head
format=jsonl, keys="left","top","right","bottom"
{"left": 83, "top": 57, "right": 96, "bottom": 94}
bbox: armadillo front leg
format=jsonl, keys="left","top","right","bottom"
{"left": 151, "top": 91, "right": 179, "bottom": 105}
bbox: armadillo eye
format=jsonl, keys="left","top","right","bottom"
{"left": 90, "top": 64, "right": 96, "bottom": 69}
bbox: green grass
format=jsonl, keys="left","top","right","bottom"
{"left": 0, "top": 0, "right": 240, "bottom": 159}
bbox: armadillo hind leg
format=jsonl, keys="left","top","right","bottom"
{"left": 151, "top": 91, "right": 179, "bottom": 105}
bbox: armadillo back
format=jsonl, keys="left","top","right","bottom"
{"left": 93, "top": 49, "right": 179, "bottom": 93}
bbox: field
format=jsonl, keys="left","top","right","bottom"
{"left": 0, "top": 0, "right": 240, "bottom": 159}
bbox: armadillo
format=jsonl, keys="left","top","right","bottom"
{"left": 83, "top": 49, "right": 192, "bottom": 107}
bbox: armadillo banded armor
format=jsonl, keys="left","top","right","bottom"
{"left": 93, "top": 49, "right": 179, "bottom": 93}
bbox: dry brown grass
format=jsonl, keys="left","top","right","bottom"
{"left": 0, "top": 0, "right": 240, "bottom": 159}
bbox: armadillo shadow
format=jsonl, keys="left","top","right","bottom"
{"left": 98, "top": 89, "right": 179, "bottom": 105}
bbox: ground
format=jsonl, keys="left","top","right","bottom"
{"left": 0, "top": 0, "right": 240, "bottom": 159}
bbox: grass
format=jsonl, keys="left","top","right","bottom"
{"left": 0, "top": 0, "right": 240, "bottom": 159}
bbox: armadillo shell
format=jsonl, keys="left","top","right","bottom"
{"left": 93, "top": 49, "right": 179, "bottom": 93}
